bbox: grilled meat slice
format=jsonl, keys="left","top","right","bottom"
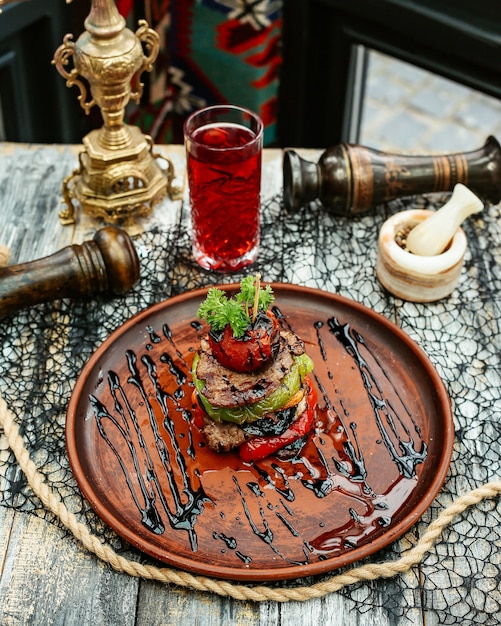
{"left": 282, "top": 328, "right": 307, "bottom": 357}
{"left": 195, "top": 330, "right": 305, "bottom": 408}
{"left": 201, "top": 416, "right": 248, "bottom": 452}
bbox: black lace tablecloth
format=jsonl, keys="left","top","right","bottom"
{"left": 0, "top": 145, "right": 500, "bottom": 625}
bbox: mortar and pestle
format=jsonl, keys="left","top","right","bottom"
{"left": 0, "top": 226, "right": 140, "bottom": 319}
{"left": 376, "top": 184, "right": 483, "bottom": 302}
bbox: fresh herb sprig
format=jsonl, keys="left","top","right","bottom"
{"left": 197, "top": 274, "right": 274, "bottom": 337}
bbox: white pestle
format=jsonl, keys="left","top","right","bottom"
{"left": 405, "top": 183, "right": 484, "bottom": 256}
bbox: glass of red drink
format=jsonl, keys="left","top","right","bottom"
{"left": 184, "top": 105, "right": 264, "bottom": 272}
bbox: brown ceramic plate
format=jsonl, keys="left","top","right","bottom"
{"left": 66, "top": 284, "right": 454, "bottom": 582}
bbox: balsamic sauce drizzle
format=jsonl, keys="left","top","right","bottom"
{"left": 90, "top": 304, "right": 429, "bottom": 565}
{"left": 91, "top": 388, "right": 165, "bottom": 535}
{"left": 327, "top": 317, "right": 427, "bottom": 479}
{"left": 233, "top": 476, "right": 311, "bottom": 565}
{"left": 90, "top": 329, "right": 211, "bottom": 551}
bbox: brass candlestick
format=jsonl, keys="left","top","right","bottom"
{"left": 53, "top": 0, "right": 180, "bottom": 225}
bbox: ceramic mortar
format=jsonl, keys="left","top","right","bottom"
{"left": 376, "top": 209, "right": 467, "bottom": 302}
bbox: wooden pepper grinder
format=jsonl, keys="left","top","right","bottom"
{"left": 284, "top": 136, "right": 501, "bottom": 215}
{"left": 0, "top": 226, "right": 140, "bottom": 319}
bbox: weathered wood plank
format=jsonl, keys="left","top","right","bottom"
{"left": 0, "top": 143, "right": 78, "bottom": 263}
{"left": 135, "top": 583, "right": 262, "bottom": 626}
{"left": 0, "top": 513, "right": 139, "bottom": 626}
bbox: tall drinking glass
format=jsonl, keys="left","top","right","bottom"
{"left": 184, "top": 105, "right": 263, "bottom": 272}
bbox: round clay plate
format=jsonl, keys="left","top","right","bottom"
{"left": 66, "top": 284, "right": 454, "bottom": 582}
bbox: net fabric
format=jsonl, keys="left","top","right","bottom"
{"left": 0, "top": 191, "right": 500, "bottom": 624}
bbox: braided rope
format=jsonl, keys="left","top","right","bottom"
{"left": 1, "top": 393, "right": 500, "bottom": 603}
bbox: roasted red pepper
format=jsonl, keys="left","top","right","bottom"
{"left": 191, "top": 390, "right": 205, "bottom": 429}
{"left": 208, "top": 311, "right": 280, "bottom": 373}
{"left": 239, "top": 379, "right": 317, "bottom": 462}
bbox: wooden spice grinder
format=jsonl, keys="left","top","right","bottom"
{"left": 0, "top": 226, "right": 140, "bottom": 319}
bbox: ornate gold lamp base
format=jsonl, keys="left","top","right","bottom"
{"left": 53, "top": 0, "right": 181, "bottom": 226}
{"left": 60, "top": 126, "right": 178, "bottom": 225}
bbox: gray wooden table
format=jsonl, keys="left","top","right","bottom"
{"left": 0, "top": 142, "right": 500, "bottom": 626}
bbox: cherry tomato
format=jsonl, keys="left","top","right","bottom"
{"left": 239, "top": 378, "right": 317, "bottom": 462}
{"left": 208, "top": 311, "right": 280, "bottom": 373}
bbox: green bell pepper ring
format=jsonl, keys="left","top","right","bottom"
{"left": 192, "top": 352, "right": 314, "bottom": 424}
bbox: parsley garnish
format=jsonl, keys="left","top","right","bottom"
{"left": 197, "top": 274, "right": 274, "bottom": 337}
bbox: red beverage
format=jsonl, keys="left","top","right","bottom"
{"left": 184, "top": 106, "right": 263, "bottom": 272}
